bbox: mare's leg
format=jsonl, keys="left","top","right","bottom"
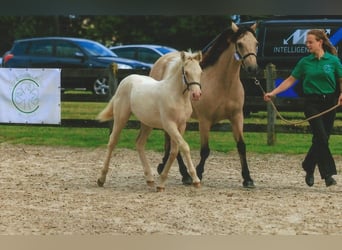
{"left": 135, "top": 123, "right": 154, "bottom": 186}
{"left": 196, "top": 120, "right": 212, "bottom": 181}
{"left": 157, "top": 132, "right": 171, "bottom": 174}
{"left": 156, "top": 131, "right": 191, "bottom": 185}
{"left": 231, "top": 114, "right": 255, "bottom": 188}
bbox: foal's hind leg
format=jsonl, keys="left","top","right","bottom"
{"left": 97, "top": 110, "right": 131, "bottom": 187}
{"left": 135, "top": 123, "right": 154, "bottom": 187}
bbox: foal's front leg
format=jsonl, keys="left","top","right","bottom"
{"left": 165, "top": 124, "right": 201, "bottom": 188}
{"left": 157, "top": 138, "right": 179, "bottom": 191}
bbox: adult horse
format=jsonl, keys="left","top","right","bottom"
{"left": 97, "top": 51, "right": 203, "bottom": 191}
{"left": 149, "top": 22, "right": 258, "bottom": 188}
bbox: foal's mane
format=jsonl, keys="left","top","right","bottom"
{"left": 200, "top": 26, "right": 256, "bottom": 69}
{"left": 163, "top": 55, "right": 183, "bottom": 79}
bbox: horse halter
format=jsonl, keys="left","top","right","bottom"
{"left": 181, "top": 66, "right": 202, "bottom": 94}
{"left": 234, "top": 42, "right": 257, "bottom": 65}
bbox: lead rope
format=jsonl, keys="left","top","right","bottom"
{"left": 253, "top": 77, "right": 341, "bottom": 126}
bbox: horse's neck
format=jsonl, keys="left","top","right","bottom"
{"left": 164, "top": 65, "right": 188, "bottom": 96}
{"left": 205, "top": 47, "right": 241, "bottom": 85}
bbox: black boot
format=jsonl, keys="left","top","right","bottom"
{"left": 325, "top": 176, "right": 337, "bottom": 187}
{"left": 305, "top": 172, "right": 314, "bottom": 187}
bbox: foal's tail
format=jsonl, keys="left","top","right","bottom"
{"left": 96, "top": 97, "right": 114, "bottom": 122}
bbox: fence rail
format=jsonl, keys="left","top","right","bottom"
{"left": 3, "top": 64, "right": 342, "bottom": 138}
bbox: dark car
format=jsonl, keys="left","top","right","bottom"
{"left": 2, "top": 37, "right": 151, "bottom": 95}
{"left": 109, "top": 44, "right": 177, "bottom": 66}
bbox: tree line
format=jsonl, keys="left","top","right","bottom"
{"left": 0, "top": 15, "right": 260, "bottom": 55}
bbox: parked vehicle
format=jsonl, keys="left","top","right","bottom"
{"left": 2, "top": 37, "right": 151, "bottom": 95}
{"left": 109, "top": 44, "right": 177, "bottom": 66}
{"left": 239, "top": 17, "right": 342, "bottom": 113}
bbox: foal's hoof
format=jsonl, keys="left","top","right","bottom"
{"left": 97, "top": 178, "right": 104, "bottom": 187}
{"left": 146, "top": 181, "right": 155, "bottom": 187}
{"left": 243, "top": 179, "right": 255, "bottom": 188}
{"left": 193, "top": 182, "right": 201, "bottom": 188}
{"left": 156, "top": 186, "right": 165, "bottom": 192}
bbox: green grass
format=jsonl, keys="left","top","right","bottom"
{"left": 1, "top": 101, "right": 342, "bottom": 155}
{"left": 2, "top": 124, "right": 342, "bottom": 155}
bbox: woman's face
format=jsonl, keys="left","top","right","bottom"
{"left": 305, "top": 34, "right": 322, "bottom": 54}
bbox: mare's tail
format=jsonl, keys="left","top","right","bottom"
{"left": 96, "top": 97, "right": 114, "bottom": 122}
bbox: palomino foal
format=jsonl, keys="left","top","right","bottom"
{"left": 97, "top": 51, "right": 203, "bottom": 191}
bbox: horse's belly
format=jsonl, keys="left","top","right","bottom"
{"left": 131, "top": 105, "right": 163, "bottom": 129}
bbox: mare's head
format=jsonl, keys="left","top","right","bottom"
{"left": 201, "top": 22, "right": 258, "bottom": 75}
{"left": 180, "top": 51, "right": 203, "bottom": 101}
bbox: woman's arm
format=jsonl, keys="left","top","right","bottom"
{"left": 338, "top": 78, "right": 342, "bottom": 106}
{"left": 264, "top": 75, "right": 298, "bottom": 101}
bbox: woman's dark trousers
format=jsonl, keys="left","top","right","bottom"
{"left": 302, "top": 94, "right": 337, "bottom": 179}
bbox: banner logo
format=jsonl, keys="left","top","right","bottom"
{"left": 12, "top": 78, "right": 40, "bottom": 113}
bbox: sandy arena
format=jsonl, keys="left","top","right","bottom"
{"left": 1, "top": 143, "right": 342, "bottom": 235}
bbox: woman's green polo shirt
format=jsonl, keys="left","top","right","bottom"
{"left": 291, "top": 52, "right": 342, "bottom": 95}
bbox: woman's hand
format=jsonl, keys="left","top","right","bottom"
{"left": 264, "top": 92, "right": 274, "bottom": 102}
{"left": 339, "top": 93, "right": 342, "bottom": 106}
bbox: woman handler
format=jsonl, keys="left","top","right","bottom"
{"left": 264, "top": 29, "right": 342, "bottom": 187}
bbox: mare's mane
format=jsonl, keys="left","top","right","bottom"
{"left": 200, "top": 26, "right": 256, "bottom": 69}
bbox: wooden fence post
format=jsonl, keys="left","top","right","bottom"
{"left": 108, "top": 63, "right": 118, "bottom": 99}
{"left": 107, "top": 63, "right": 118, "bottom": 134}
{"left": 265, "top": 63, "right": 277, "bottom": 145}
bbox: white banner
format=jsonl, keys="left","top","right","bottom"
{"left": 0, "top": 68, "right": 61, "bottom": 124}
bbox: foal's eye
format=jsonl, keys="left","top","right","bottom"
{"left": 237, "top": 42, "right": 243, "bottom": 49}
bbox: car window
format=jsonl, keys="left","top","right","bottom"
{"left": 56, "top": 41, "right": 82, "bottom": 57}
{"left": 76, "top": 40, "right": 114, "bottom": 57}
{"left": 12, "top": 41, "right": 30, "bottom": 55}
{"left": 28, "top": 40, "right": 53, "bottom": 56}
{"left": 113, "top": 48, "right": 137, "bottom": 60}
{"left": 137, "top": 48, "right": 159, "bottom": 64}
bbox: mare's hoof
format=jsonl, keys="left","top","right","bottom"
{"left": 156, "top": 186, "right": 165, "bottom": 192}
{"left": 193, "top": 182, "right": 201, "bottom": 188}
{"left": 146, "top": 181, "right": 155, "bottom": 187}
{"left": 157, "top": 164, "right": 164, "bottom": 175}
{"left": 182, "top": 176, "right": 193, "bottom": 186}
{"left": 97, "top": 179, "right": 104, "bottom": 187}
{"left": 243, "top": 180, "right": 255, "bottom": 188}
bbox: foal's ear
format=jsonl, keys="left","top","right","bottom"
{"left": 231, "top": 22, "right": 239, "bottom": 32}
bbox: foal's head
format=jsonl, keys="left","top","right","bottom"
{"left": 180, "top": 51, "right": 203, "bottom": 101}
